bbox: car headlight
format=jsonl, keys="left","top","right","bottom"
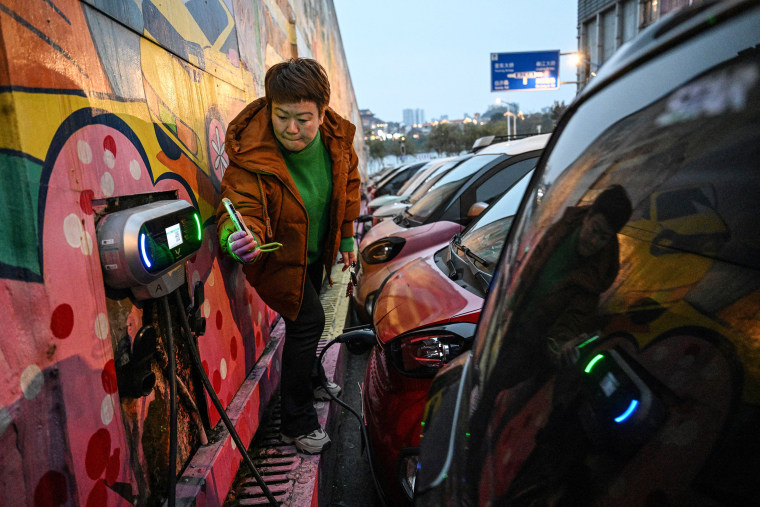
{"left": 387, "top": 323, "right": 476, "bottom": 378}
{"left": 362, "top": 237, "right": 406, "bottom": 264}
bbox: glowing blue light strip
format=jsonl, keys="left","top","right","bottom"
{"left": 140, "top": 233, "right": 152, "bottom": 268}
{"left": 614, "top": 399, "right": 639, "bottom": 423}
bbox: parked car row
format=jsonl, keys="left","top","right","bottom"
{"left": 366, "top": 157, "right": 456, "bottom": 216}
{"left": 345, "top": 2, "right": 760, "bottom": 506}
{"left": 353, "top": 134, "right": 549, "bottom": 325}
{"left": 362, "top": 168, "right": 536, "bottom": 505}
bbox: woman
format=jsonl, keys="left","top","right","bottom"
{"left": 216, "top": 58, "right": 360, "bottom": 454}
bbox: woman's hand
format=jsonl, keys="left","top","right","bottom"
{"left": 341, "top": 250, "right": 356, "bottom": 271}
{"left": 229, "top": 230, "right": 261, "bottom": 263}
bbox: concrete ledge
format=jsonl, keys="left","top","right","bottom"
{"left": 175, "top": 320, "right": 285, "bottom": 507}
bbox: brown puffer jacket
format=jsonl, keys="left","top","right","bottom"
{"left": 216, "top": 97, "right": 361, "bottom": 320}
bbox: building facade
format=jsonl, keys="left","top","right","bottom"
{"left": 578, "top": 0, "right": 707, "bottom": 85}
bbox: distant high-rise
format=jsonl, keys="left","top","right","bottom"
{"left": 402, "top": 108, "right": 425, "bottom": 126}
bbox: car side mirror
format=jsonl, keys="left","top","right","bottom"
{"left": 467, "top": 201, "right": 489, "bottom": 218}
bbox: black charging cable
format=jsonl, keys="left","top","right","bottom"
{"left": 159, "top": 296, "right": 178, "bottom": 507}
{"left": 173, "top": 290, "right": 279, "bottom": 506}
{"left": 317, "top": 332, "right": 389, "bottom": 507}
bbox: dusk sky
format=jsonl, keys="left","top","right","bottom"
{"left": 333, "top": 0, "right": 580, "bottom": 123}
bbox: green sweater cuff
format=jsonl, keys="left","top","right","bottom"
{"left": 339, "top": 236, "right": 355, "bottom": 253}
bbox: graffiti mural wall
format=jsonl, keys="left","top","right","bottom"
{"left": 0, "top": 0, "right": 364, "bottom": 505}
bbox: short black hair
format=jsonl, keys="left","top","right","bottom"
{"left": 589, "top": 184, "right": 632, "bottom": 232}
{"left": 264, "top": 58, "right": 331, "bottom": 113}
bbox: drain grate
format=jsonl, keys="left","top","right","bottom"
{"left": 225, "top": 399, "right": 298, "bottom": 506}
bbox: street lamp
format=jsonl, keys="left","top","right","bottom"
{"left": 503, "top": 107, "right": 523, "bottom": 139}
{"left": 561, "top": 51, "right": 602, "bottom": 87}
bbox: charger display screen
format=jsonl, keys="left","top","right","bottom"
{"left": 166, "top": 223, "right": 183, "bottom": 249}
{"left": 139, "top": 211, "right": 202, "bottom": 273}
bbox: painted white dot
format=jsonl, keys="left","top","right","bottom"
{"left": 247, "top": 304, "right": 252, "bottom": 318}
{"left": 220, "top": 358, "right": 227, "bottom": 379}
{"left": 77, "top": 140, "right": 93, "bottom": 164}
{"left": 203, "top": 300, "right": 211, "bottom": 319}
{"left": 95, "top": 313, "right": 109, "bottom": 340}
{"left": 80, "top": 230, "right": 93, "bottom": 256}
{"left": 207, "top": 270, "right": 215, "bottom": 287}
{"left": 103, "top": 149, "right": 116, "bottom": 169}
{"left": 0, "top": 407, "right": 11, "bottom": 438}
{"left": 231, "top": 439, "right": 237, "bottom": 450}
{"left": 101, "top": 394, "right": 114, "bottom": 425}
{"left": 100, "top": 172, "right": 115, "bottom": 197}
{"left": 208, "top": 237, "right": 214, "bottom": 253}
{"left": 257, "top": 311, "right": 262, "bottom": 325}
{"left": 274, "top": 357, "right": 281, "bottom": 373}
{"left": 63, "top": 214, "right": 83, "bottom": 248}
{"left": 129, "top": 159, "right": 141, "bottom": 180}
{"left": 20, "top": 364, "right": 44, "bottom": 400}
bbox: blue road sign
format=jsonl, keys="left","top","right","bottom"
{"left": 491, "top": 50, "right": 560, "bottom": 92}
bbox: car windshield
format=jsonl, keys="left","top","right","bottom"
{"left": 407, "top": 157, "right": 466, "bottom": 204}
{"left": 456, "top": 170, "right": 533, "bottom": 274}
{"left": 407, "top": 154, "right": 501, "bottom": 221}
{"left": 398, "top": 158, "right": 452, "bottom": 196}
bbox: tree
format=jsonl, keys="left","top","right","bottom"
{"left": 550, "top": 100, "right": 568, "bottom": 129}
{"left": 367, "top": 139, "right": 387, "bottom": 163}
{"left": 426, "top": 123, "right": 464, "bottom": 155}
{"left": 461, "top": 123, "right": 484, "bottom": 151}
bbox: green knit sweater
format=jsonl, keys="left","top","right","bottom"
{"left": 280, "top": 131, "right": 354, "bottom": 264}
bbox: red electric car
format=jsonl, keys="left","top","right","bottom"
{"left": 361, "top": 168, "right": 536, "bottom": 505}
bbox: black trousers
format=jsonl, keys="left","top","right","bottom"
{"left": 280, "top": 263, "right": 326, "bottom": 437}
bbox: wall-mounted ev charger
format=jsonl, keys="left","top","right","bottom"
{"left": 96, "top": 199, "right": 203, "bottom": 299}
{"left": 95, "top": 198, "right": 279, "bottom": 506}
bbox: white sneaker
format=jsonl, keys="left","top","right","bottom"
{"left": 313, "top": 381, "right": 342, "bottom": 401}
{"left": 281, "top": 428, "right": 331, "bottom": 454}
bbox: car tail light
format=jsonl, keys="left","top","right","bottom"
{"left": 387, "top": 323, "right": 475, "bottom": 378}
